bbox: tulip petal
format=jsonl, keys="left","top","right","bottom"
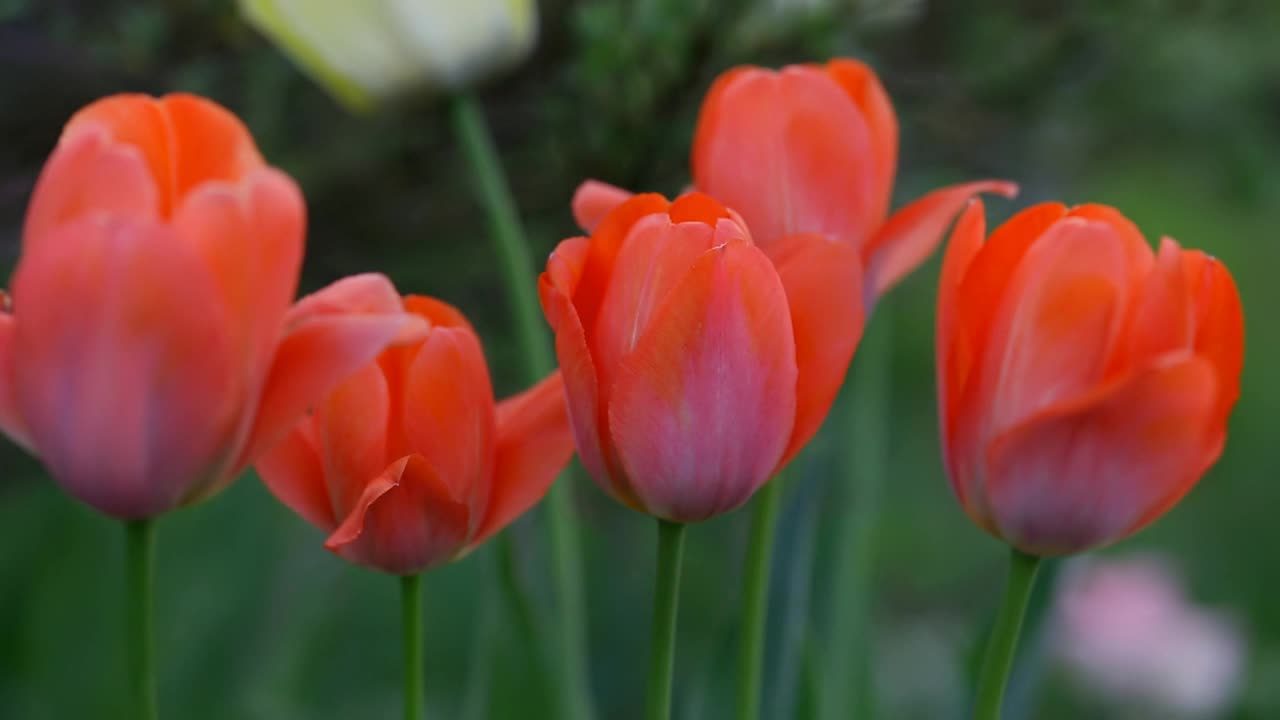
{"left": 232, "top": 274, "right": 427, "bottom": 479}
{"left": 936, "top": 201, "right": 987, "bottom": 482}
{"left": 325, "top": 454, "right": 471, "bottom": 575}
{"left": 985, "top": 356, "right": 1218, "bottom": 555}
{"left": 401, "top": 297, "right": 497, "bottom": 525}
{"left": 573, "top": 193, "right": 671, "bottom": 335}
{"left": 316, "top": 363, "right": 391, "bottom": 520}
{"left": 691, "top": 66, "right": 878, "bottom": 252}
{"left": 1181, "top": 249, "right": 1244, "bottom": 427}
{"left": 10, "top": 218, "right": 239, "bottom": 518}
{"left": 23, "top": 124, "right": 159, "bottom": 242}
{"left": 1120, "top": 238, "right": 1194, "bottom": 370}
{"left": 863, "top": 179, "right": 1019, "bottom": 302}
{"left": 472, "top": 372, "right": 576, "bottom": 546}
{"left": 161, "top": 93, "right": 265, "bottom": 198}
{"left": 609, "top": 240, "right": 798, "bottom": 522}
{"left": 256, "top": 418, "right": 336, "bottom": 531}
{"left": 572, "top": 179, "right": 634, "bottom": 233}
{"left": 172, "top": 167, "right": 305, "bottom": 387}
{"left": 767, "top": 232, "right": 865, "bottom": 469}
{"left": 0, "top": 310, "right": 32, "bottom": 452}
{"left": 825, "top": 59, "right": 898, "bottom": 224}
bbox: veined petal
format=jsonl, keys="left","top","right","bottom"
{"left": 472, "top": 372, "right": 575, "bottom": 547}
{"left": 766, "top": 232, "right": 864, "bottom": 469}
{"left": 325, "top": 454, "right": 471, "bottom": 575}
{"left": 863, "top": 179, "right": 1018, "bottom": 303}
{"left": 984, "top": 356, "right": 1219, "bottom": 555}
{"left": 572, "top": 179, "right": 634, "bottom": 233}
{"left": 230, "top": 274, "right": 427, "bottom": 481}
{"left": 256, "top": 417, "right": 336, "bottom": 531}
{"left": 608, "top": 240, "right": 798, "bottom": 522}
{"left": 11, "top": 218, "right": 239, "bottom": 518}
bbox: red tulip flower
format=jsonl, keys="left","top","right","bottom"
{"left": 574, "top": 58, "right": 1016, "bottom": 308}
{"left": 937, "top": 201, "right": 1244, "bottom": 556}
{"left": 0, "top": 94, "right": 424, "bottom": 518}
{"left": 257, "top": 296, "right": 575, "bottom": 575}
{"left": 540, "top": 192, "right": 863, "bottom": 522}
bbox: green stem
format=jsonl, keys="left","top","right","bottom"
{"left": 735, "top": 479, "right": 782, "bottom": 720}
{"left": 125, "top": 519, "right": 157, "bottom": 720}
{"left": 449, "top": 92, "right": 592, "bottom": 720}
{"left": 402, "top": 574, "right": 424, "bottom": 720}
{"left": 818, "top": 306, "right": 893, "bottom": 720}
{"left": 645, "top": 520, "right": 687, "bottom": 720}
{"left": 973, "top": 549, "right": 1042, "bottom": 720}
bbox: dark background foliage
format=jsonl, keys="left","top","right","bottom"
{"left": 1, "top": 1, "right": 1277, "bottom": 718}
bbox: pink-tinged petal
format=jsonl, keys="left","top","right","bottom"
{"left": 401, "top": 301, "right": 497, "bottom": 526}
{"left": 10, "top": 218, "right": 239, "bottom": 518}
{"left": 325, "top": 454, "right": 471, "bottom": 576}
{"left": 608, "top": 240, "right": 798, "bottom": 522}
{"left": 573, "top": 193, "right": 672, "bottom": 335}
{"left": 984, "top": 356, "right": 1218, "bottom": 555}
{"left": 766, "top": 232, "right": 865, "bottom": 470}
{"left": 539, "top": 266, "right": 620, "bottom": 504}
{"left": 1067, "top": 204, "right": 1155, "bottom": 285}
{"left": 255, "top": 418, "right": 336, "bottom": 531}
{"left": 23, "top": 125, "right": 159, "bottom": 243}
{"left": 1180, "top": 249, "right": 1244, "bottom": 428}
{"left": 863, "top": 179, "right": 1019, "bottom": 303}
{"left": 572, "top": 180, "right": 634, "bottom": 233}
{"left": 592, "top": 213, "right": 718, "bottom": 397}
{"left": 471, "top": 372, "right": 575, "bottom": 547}
{"left": 980, "top": 218, "right": 1134, "bottom": 440}
{"left": 824, "top": 59, "right": 898, "bottom": 225}
{"left": 936, "top": 201, "right": 987, "bottom": 485}
{"left": 171, "top": 168, "right": 304, "bottom": 383}
{"left": 691, "top": 66, "right": 878, "bottom": 252}
{"left": 229, "top": 274, "right": 427, "bottom": 481}
{"left": 316, "top": 363, "right": 390, "bottom": 520}
{"left": 0, "top": 308, "right": 32, "bottom": 451}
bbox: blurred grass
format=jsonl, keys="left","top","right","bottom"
{"left": 1, "top": 1, "right": 1278, "bottom": 718}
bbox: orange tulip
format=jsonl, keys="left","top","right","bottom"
{"left": 540, "top": 192, "right": 864, "bottom": 522}
{"left": 937, "top": 201, "right": 1244, "bottom": 555}
{"left": 574, "top": 59, "right": 1017, "bottom": 307}
{"left": 0, "top": 93, "right": 424, "bottom": 519}
{"left": 256, "top": 295, "right": 574, "bottom": 575}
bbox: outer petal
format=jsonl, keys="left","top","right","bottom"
{"left": 539, "top": 242, "right": 618, "bottom": 502}
{"left": 862, "top": 179, "right": 1018, "bottom": 303}
{"left": 10, "top": 218, "right": 239, "bottom": 518}
{"left": 1181, "top": 249, "right": 1244, "bottom": 427}
{"left": 0, "top": 308, "right": 29, "bottom": 451}
{"left": 984, "top": 356, "right": 1219, "bottom": 555}
{"left": 936, "top": 201, "right": 987, "bottom": 487}
{"left": 317, "top": 363, "right": 391, "bottom": 520}
{"left": 23, "top": 124, "right": 159, "bottom": 243}
{"left": 824, "top": 59, "right": 898, "bottom": 225}
{"left": 401, "top": 299, "right": 497, "bottom": 528}
{"left": 255, "top": 417, "right": 336, "bottom": 531}
{"left": 171, "top": 167, "right": 305, "bottom": 386}
{"left": 325, "top": 454, "right": 471, "bottom": 575}
{"left": 571, "top": 179, "right": 634, "bottom": 233}
{"left": 228, "top": 274, "right": 427, "bottom": 482}
{"left": 766, "top": 233, "right": 865, "bottom": 469}
{"left": 608, "top": 240, "right": 798, "bottom": 522}
{"left": 471, "top": 372, "right": 575, "bottom": 547}
{"left": 691, "top": 66, "right": 878, "bottom": 252}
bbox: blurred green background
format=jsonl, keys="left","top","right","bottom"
{"left": 1, "top": 1, "right": 1277, "bottom": 718}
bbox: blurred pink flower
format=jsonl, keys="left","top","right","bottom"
{"left": 1052, "top": 554, "right": 1246, "bottom": 718}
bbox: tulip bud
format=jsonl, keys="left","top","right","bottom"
{"left": 540, "top": 192, "right": 866, "bottom": 522}
{"left": 936, "top": 200, "right": 1244, "bottom": 555}
{"left": 240, "top": 0, "right": 538, "bottom": 111}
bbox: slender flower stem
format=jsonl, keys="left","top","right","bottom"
{"left": 735, "top": 478, "right": 783, "bottom": 720}
{"left": 973, "top": 549, "right": 1042, "bottom": 720}
{"left": 646, "top": 520, "right": 687, "bottom": 720}
{"left": 449, "top": 92, "right": 592, "bottom": 720}
{"left": 402, "top": 574, "right": 425, "bottom": 720}
{"left": 819, "top": 306, "right": 893, "bottom": 720}
{"left": 125, "top": 518, "right": 157, "bottom": 720}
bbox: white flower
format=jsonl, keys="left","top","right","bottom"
{"left": 240, "top": 0, "right": 537, "bottom": 110}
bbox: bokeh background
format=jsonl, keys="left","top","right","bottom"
{"left": 1, "top": 1, "right": 1277, "bottom": 718}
